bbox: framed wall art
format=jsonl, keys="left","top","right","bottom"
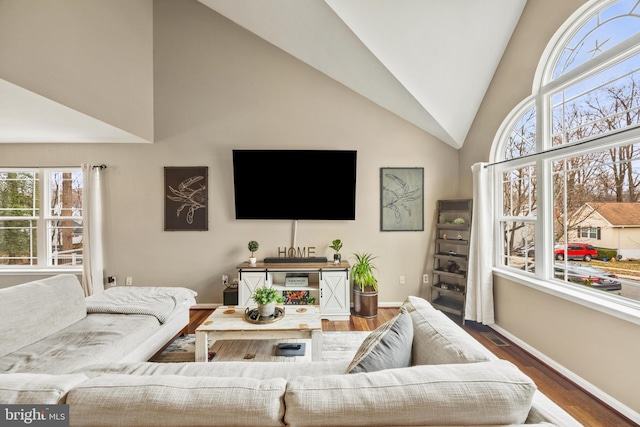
{"left": 164, "top": 166, "right": 208, "bottom": 231}
{"left": 380, "top": 167, "right": 424, "bottom": 231}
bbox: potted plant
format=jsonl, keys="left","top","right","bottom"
{"left": 351, "top": 252, "right": 378, "bottom": 318}
{"left": 252, "top": 285, "right": 284, "bottom": 317}
{"left": 329, "top": 239, "right": 343, "bottom": 264}
{"left": 248, "top": 240, "right": 259, "bottom": 266}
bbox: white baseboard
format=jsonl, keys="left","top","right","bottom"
{"left": 490, "top": 324, "right": 640, "bottom": 424}
{"left": 379, "top": 301, "right": 402, "bottom": 308}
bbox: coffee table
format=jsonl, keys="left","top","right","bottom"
{"left": 195, "top": 305, "right": 322, "bottom": 362}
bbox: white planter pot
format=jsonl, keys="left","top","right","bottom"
{"left": 249, "top": 257, "right": 257, "bottom": 266}
{"left": 257, "top": 302, "right": 276, "bottom": 317}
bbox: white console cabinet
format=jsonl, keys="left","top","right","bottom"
{"left": 237, "top": 261, "right": 350, "bottom": 320}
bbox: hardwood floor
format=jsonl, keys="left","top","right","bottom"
{"left": 187, "top": 307, "right": 636, "bottom": 426}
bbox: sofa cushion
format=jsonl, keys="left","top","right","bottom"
{"left": 285, "top": 360, "right": 536, "bottom": 427}
{"left": 0, "top": 313, "right": 163, "bottom": 374}
{"left": 0, "top": 274, "right": 86, "bottom": 358}
{"left": 0, "top": 373, "right": 88, "bottom": 404}
{"left": 402, "top": 295, "right": 438, "bottom": 312}
{"left": 346, "top": 307, "right": 413, "bottom": 373}
{"left": 67, "top": 375, "right": 287, "bottom": 427}
{"left": 401, "top": 296, "right": 494, "bottom": 364}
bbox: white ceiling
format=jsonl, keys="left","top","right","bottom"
{"left": 1, "top": 0, "right": 525, "bottom": 147}
{"left": 0, "top": 79, "right": 148, "bottom": 143}
{"left": 199, "top": 0, "right": 526, "bottom": 149}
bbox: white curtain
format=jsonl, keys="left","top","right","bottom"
{"left": 81, "top": 164, "right": 105, "bottom": 296}
{"left": 465, "top": 162, "right": 495, "bottom": 324}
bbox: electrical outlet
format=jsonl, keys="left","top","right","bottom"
{"left": 423, "top": 274, "right": 429, "bottom": 284}
{"left": 107, "top": 276, "right": 117, "bottom": 286}
{"left": 125, "top": 277, "right": 133, "bottom": 286}
{"left": 222, "top": 275, "right": 229, "bottom": 287}
{"left": 399, "top": 275, "right": 405, "bottom": 285}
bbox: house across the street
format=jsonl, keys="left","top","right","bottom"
{"left": 570, "top": 202, "right": 640, "bottom": 259}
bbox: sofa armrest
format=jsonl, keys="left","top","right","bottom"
{"left": 0, "top": 275, "right": 86, "bottom": 357}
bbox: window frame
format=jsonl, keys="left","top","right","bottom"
{"left": 0, "top": 167, "right": 83, "bottom": 274}
{"left": 492, "top": 0, "right": 640, "bottom": 326}
{"left": 579, "top": 227, "right": 601, "bottom": 239}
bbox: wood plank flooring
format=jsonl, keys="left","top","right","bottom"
{"left": 186, "top": 307, "right": 636, "bottom": 426}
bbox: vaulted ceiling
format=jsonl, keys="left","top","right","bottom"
{"left": 1, "top": 0, "right": 526, "bottom": 147}
{"left": 198, "top": 0, "right": 526, "bottom": 148}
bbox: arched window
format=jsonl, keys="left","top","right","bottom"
{"left": 493, "top": 0, "right": 640, "bottom": 311}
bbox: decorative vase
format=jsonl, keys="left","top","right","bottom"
{"left": 249, "top": 257, "right": 257, "bottom": 266}
{"left": 353, "top": 286, "right": 378, "bottom": 318}
{"left": 333, "top": 253, "right": 341, "bottom": 265}
{"left": 257, "top": 302, "right": 276, "bottom": 317}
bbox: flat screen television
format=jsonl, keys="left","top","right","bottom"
{"left": 232, "top": 150, "right": 357, "bottom": 220}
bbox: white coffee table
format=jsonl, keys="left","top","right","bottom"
{"left": 195, "top": 305, "right": 323, "bottom": 362}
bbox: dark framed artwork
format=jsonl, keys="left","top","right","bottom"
{"left": 380, "top": 167, "right": 424, "bottom": 231}
{"left": 164, "top": 167, "right": 208, "bottom": 231}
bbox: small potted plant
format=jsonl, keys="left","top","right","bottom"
{"left": 329, "top": 239, "right": 343, "bottom": 264}
{"left": 351, "top": 252, "right": 379, "bottom": 318}
{"left": 252, "top": 285, "right": 284, "bottom": 317}
{"left": 248, "top": 240, "right": 259, "bottom": 266}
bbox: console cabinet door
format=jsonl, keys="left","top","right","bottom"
{"left": 238, "top": 271, "right": 270, "bottom": 306}
{"left": 320, "top": 271, "right": 350, "bottom": 318}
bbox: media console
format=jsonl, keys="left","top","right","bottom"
{"left": 237, "top": 260, "right": 351, "bottom": 320}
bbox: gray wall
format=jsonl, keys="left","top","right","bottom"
{"left": 0, "top": 0, "right": 457, "bottom": 304}
{"left": 0, "top": 0, "right": 154, "bottom": 141}
{"left": 459, "top": 0, "right": 640, "bottom": 416}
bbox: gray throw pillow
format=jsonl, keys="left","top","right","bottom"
{"left": 346, "top": 307, "right": 413, "bottom": 373}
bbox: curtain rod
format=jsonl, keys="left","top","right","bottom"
{"left": 0, "top": 165, "right": 107, "bottom": 169}
{"left": 484, "top": 125, "right": 640, "bottom": 169}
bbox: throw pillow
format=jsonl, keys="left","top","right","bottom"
{"left": 346, "top": 307, "right": 413, "bottom": 373}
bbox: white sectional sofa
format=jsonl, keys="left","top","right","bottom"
{"left": 0, "top": 274, "right": 196, "bottom": 374}
{"left": 0, "top": 283, "right": 581, "bottom": 426}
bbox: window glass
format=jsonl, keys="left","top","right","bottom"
{"left": 47, "top": 171, "right": 83, "bottom": 266}
{"left": 0, "top": 169, "right": 82, "bottom": 268}
{"left": 551, "top": 143, "right": 640, "bottom": 300}
{"left": 551, "top": 53, "right": 640, "bottom": 146}
{"left": 580, "top": 227, "right": 600, "bottom": 239}
{"left": 504, "top": 106, "right": 536, "bottom": 160}
{"left": 552, "top": 0, "right": 640, "bottom": 79}
{"left": 502, "top": 220, "right": 536, "bottom": 272}
{"left": 503, "top": 165, "right": 537, "bottom": 217}
{"left": 501, "top": 165, "right": 537, "bottom": 271}
{"left": 496, "top": 0, "right": 640, "bottom": 307}
{"left": 0, "top": 172, "right": 39, "bottom": 265}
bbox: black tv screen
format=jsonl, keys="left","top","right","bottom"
{"left": 233, "top": 150, "right": 357, "bottom": 220}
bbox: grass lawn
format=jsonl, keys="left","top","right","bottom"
{"left": 591, "top": 259, "right": 640, "bottom": 277}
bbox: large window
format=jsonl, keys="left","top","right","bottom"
{"left": 495, "top": 0, "right": 640, "bottom": 309}
{"left": 0, "top": 168, "right": 83, "bottom": 269}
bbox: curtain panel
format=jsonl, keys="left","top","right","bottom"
{"left": 81, "top": 164, "right": 105, "bottom": 296}
{"left": 466, "top": 163, "right": 495, "bottom": 324}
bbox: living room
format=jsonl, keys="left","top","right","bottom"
{"left": 1, "top": 0, "right": 639, "bottom": 425}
